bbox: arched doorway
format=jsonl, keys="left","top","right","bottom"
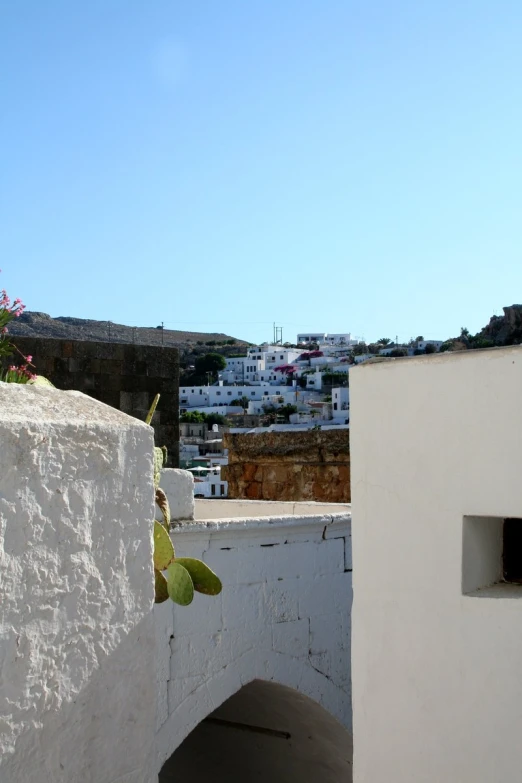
{"left": 159, "top": 679, "right": 352, "bottom": 782}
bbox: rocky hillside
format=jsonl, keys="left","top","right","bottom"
{"left": 442, "top": 305, "right": 522, "bottom": 352}
{"left": 10, "top": 311, "right": 248, "bottom": 349}
{"left": 479, "top": 305, "right": 522, "bottom": 346}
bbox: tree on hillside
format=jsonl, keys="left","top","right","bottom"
{"left": 180, "top": 411, "right": 207, "bottom": 423}
{"left": 424, "top": 343, "right": 436, "bottom": 354}
{"left": 378, "top": 337, "right": 391, "bottom": 345}
{"left": 230, "top": 395, "right": 249, "bottom": 412}
{"left": 194, "top": 352, "right": 227, "bottom": 381}
{"left": 279, "top": 404, "right": 298, "bottom": 422}
{"left": 206, "top": 413, "right": 229, "bottom": 429}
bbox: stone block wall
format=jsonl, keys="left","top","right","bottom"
{"left": 222, "top": 429, "right": 350, "bottom": 502}
{"left": 10, "top": 335, "right": 180, "bottom": 466}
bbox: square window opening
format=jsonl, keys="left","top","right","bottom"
{"left": 462, "top": 516, "right": 522, "bottom": 596}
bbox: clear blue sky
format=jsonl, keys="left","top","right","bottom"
{"left": 1, "top": 1, "right": 521, "bottom": 344}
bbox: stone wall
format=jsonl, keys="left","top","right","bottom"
{"left": 11, "top": 335, "right": 179, "bottom": 466}
{"left": 0, "top": 383, "right": 157, "bottom": 782}
{"left": 222, "top": 429, "right": 350, "bottom": 502}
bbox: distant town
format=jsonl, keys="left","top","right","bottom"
{"left": 179, "top": 330, "right": 444, "bottom": 498}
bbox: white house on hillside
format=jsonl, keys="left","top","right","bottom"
{"left": 297, "top": 332, "right": 358, "bottom": 346}
{"left": 332, "top": 387, "right": 349, "bottom": 421}
{"left": 416, "top": 339, "right": 444, "bottom": 351}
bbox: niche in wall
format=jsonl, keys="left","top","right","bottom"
{"left": 462, "top": 516, "right": 522, "bottom": 595}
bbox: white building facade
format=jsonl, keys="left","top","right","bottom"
{"left": 351, "top": 346, "right": 522, "bottom": 783}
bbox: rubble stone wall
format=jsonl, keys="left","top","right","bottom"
{"left": 223, "top": 429, "right": 350, "bottom": 502}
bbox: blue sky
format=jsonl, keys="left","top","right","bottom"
{"left": 1, "top": 0, "right": 521, "bottom": 344}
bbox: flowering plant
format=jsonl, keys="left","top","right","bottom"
{"left": 0, "top": 274, "right": 36, "bottom": 383}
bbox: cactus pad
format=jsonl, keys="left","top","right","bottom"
{"left": 153, "top": 521, "right": 175, "bottom": 571}
{"left": 155, "top": 487, "right": 170, "bottom": 532}
{"left": 153, "top": 447, "right": 164, "bottom": 488}
{"left": 166, "top": 562, "right": 194, "bottom": 606}
{"left": 175, "top": 558, "right": 222, "bottom": 596}
{"left": 155, "top": 569, "right": 169, "bottom": 603}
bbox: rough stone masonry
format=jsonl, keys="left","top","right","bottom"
{"left": 10, "top": 335, "right": 180, "bottom": 466}
{"left": 223, "top": 429, "right": 350, "bottom": 503}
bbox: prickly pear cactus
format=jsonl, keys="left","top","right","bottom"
{"left": 175, "top": 558, "right": 222, "bottom": 596}
{"left": 146, "top": 395, "right": 222, "bottom": 607}
{"left": 155, "top": 488, "right": 170, "bottom": 532}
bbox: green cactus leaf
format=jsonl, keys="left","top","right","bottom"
{"left": 153, "top": 447, "right": 164, "bottom": 488}
{"left": 154, "top": 569, "right": 169, "bottom": 603}
{"left": 153, "top": 521, "right": 175, "bottom": 571}
{"left": 166, "top": 562, "right": 194, "bottom": 606}
{"left": 145, "top": 393, "right": 160, "bottom": 425}
{"left": 174, "top": 558, "right": 223, "bottom": 596}
{"left": 156, "top": 487, "right": 170, "bottom": 532}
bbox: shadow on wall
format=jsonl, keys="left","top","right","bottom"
{"left": 159, "top": 680, "right": 353, "bottom": 783}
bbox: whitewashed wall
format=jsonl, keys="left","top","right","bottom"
{"left": 155, "top": 512, "right": 352, "bottom": 773}
{"left": 0, "top": 384, "right": 157, "bottom": 783}
{"left": 350, "top": 346, "right": 522, "bottom": 783}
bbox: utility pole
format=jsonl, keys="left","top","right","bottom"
{"left": 161, "top": 321, "right": 164, "bottom": 346}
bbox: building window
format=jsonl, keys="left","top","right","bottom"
{"left": 216, "top": 391, "right": 221, "bottom": 396}
{"left": 227, "top": 391, "right": 232, "bottom": 396}
{"left": 220, "top": 485, "right": 225, "bottom": 496}
{"left": 334, "top": 403, "right": 338, "bottom": 410}
{"left": 199, "top": 389, "right": 202, "bottom": 394}
{"left": 211, "top": 485, "right": 216, "bottom": 496}
{"left": 251, "top": 392, "right": 255, "bottom": 395}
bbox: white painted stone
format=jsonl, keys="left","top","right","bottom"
{"left": 157, "top": 468, "right": 194, "bottom": 522}
{"left": 0, "top": 384, "right": 157, "bottom": 783}
{"left": 351, "top": 346, "right": 522, "bottom": 783}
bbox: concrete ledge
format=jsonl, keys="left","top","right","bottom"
{"left": 195, "top": 498, "right": 350, "bottom": 519}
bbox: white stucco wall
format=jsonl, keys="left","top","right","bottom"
{"left": 155, "top": 512, "right": 352, "bottom": 772}
{"left": 350, "top": 346, "right": 522, "bottom": 783}
{"left": 0, "top": 384, "right": 157, "bottom": 783}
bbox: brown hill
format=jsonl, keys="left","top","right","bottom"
{"left": 9, "top": 311, "right": 249, "bottom": 350}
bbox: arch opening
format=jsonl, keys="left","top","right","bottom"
{"left": 159, "top": 679, "right": 353, "bottom": 782}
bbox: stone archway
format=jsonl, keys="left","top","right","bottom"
{"left": 159, "top": 679, "right": 353, "bottom": 783}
